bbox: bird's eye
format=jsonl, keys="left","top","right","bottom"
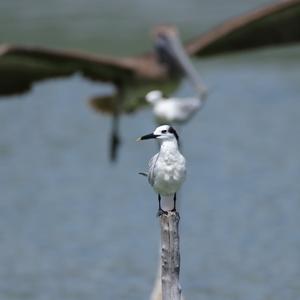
{"left": 161, "top": 130, "right": 167, "bottom": 133}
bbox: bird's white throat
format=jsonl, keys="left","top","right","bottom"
{"left": 159, "top": 139, "right": 180, "bottom": 158}
{"left": 160, "top": 138, "right": 178, "bottom": 150}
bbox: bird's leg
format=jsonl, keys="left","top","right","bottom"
{"left": 157, "top": 194, "right": 168, "bottom": 216}
{"left": 109, "top": 85, "right": 124, "bottom": 162}
{"left": 171, "top": 193, "right": 177, "bottom": 212}
{"left": 110, "top": 112, "right": 121, "bottom": 162}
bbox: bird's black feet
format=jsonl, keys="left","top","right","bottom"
{"left": 171, "top": 193, "right": 177, "bottom": 212}
{"left": 157, "top": 194, "right": 168, "bottom": 216}
{"left": 157, "top": 209, "right": 168, "bottom": 217}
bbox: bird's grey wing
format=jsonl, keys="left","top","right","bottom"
{"left": 176, "top": 98, "right": 202, "bottom": 114}
{"left": 148, "top": 153, "right": 159, "bottom": 186}
{"left": 178, "top": 98, "right": 202, "bottom": 112}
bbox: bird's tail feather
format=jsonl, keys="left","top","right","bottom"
{"left": 138, "top": 172, "right": 148, "bottom": 177}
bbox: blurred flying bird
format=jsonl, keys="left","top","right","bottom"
{"left": 1, "top": 0, "right": 299, "bottom": 161}
{"left": 137, "top": 125, "right": 186, "bottom": 215}
{"left": 0, "top": 26, "right": 207, "bottom": 162}
{"left": 1, "top": 0, "right": 299, "bottom": 100}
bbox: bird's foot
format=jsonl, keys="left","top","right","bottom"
{"left": 171, "top": 207, "right": 177, "bottom": 212}
{"left": 156, "top": 209, "right": 168, "bottom": 217}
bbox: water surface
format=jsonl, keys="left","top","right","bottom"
{"left": 0, "top": 1, "right": 300, "bottom": 299}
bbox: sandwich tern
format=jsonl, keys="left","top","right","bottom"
{"left": 137, "top": 125, "right": 186, "bottom": 215}
{"left": 145, "top": 90, "right": 205, "bottom": 125}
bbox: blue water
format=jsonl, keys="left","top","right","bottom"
{"left": 0, "top": 1, "right": 300, "bottom": 299}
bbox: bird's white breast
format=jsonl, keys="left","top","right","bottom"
{"left": 152, "top": 149, "right": 186, "bottom": 195}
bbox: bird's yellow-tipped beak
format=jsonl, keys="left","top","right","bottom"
{"left": 136, "top": 137, "right": 142, "bottom": 141}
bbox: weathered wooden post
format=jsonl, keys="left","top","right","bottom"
{"left": 159, "top": 211, "right": 182, "bottom": 300}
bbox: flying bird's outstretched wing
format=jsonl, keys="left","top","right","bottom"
{"left": 0, "top": 44, "right": 137, "bottom": 96}
{"left": 185, "top": 0, "right": 300, "bottom": 57}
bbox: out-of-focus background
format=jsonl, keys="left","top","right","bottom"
{"left": 1, "top": 0, "right": 300, "bottom": 299}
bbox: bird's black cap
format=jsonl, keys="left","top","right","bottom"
{"left": 168, "top": 126, "right": 179, "bottom": 141}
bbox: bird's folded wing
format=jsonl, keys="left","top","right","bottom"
{"left": 0, "top": 44, "right": 136, "bottom": 96}
{"left": 176, "top": 98, "right": 202, "bottom": 113}
{"left": 148, "top": 153, "right": 159, "bottom": 186}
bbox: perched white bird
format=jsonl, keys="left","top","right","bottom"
{"left": 137, "top": 125, "right": 186, "bottom": 215}
{"left": 145, "top": 90, "right": 204, "bottom": 125}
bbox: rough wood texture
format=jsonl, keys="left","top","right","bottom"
{"left": 160, "top": 212, "right": 182, "bottom": 300}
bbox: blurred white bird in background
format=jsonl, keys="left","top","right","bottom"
{"left": 145, "top": 90, "right": 206, "bottom": 125}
